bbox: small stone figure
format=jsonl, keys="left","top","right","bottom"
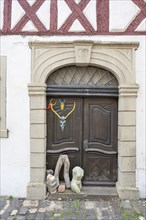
{"left": 46, "top": 173, "right": 57, "bottom": 194}
{"left": 46, "top": 169, "right": 53, "bottom": 176}
{"left": 71, "top": 166, "right": 84, "bottom": 194}
{"left": 58, "top": 184, "right": 66, "bottom": 193}
{"left": 54, "top": 154, "right": 71, "bottom": 188}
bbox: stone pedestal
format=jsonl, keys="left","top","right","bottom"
{"left": 27, "top": 183, "right": 46, "bottom": 200}
{"left": 116, "top": 183, "right": 139, "bottom": 200}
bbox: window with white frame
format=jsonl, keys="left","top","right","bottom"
{"left": 0, "top": 56, "right": 8, "bottom": 138}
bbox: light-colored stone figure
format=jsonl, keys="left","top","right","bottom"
{"left": 46, "top": 169, "right": 53, "bottom": 176}
{"left": 54, "top": 154, "right": 71, "bottom": 188}
{"left": 71, "top": 166, "right": 84, "bottom": 194}
{"left": 46, "top": 174, "right": 57, "bottom": 194}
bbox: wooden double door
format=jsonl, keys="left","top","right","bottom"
{"left": 47, "top": 97, "right": 118, "bottom": 186}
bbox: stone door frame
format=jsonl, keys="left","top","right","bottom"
{"left": 27, "top": 41, "right": 139, "bottom": 200}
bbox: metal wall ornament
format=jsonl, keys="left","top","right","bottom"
{"left": 59, "top": 99, "right": 65, "bottom": 110}
{"left": 48, "top": 99, "right": 76, "bottom": 131}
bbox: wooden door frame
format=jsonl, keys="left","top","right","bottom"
{"left": 27, "top": 41, "right": 139, "bottom": 200}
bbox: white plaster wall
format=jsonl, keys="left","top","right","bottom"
{"left": 109, "top": 0, "right": 140, "bottom": 32}
{"left": 135, "top": 37, "right": 146, "bottom": 198}
{"left": 0, "top": 36, "right": 31, "bottom": 197}
{"left": 0, "top": 35, "right": 146, "bottom": 198}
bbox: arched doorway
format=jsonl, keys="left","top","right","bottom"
{"left": 46, "top": 66, "right": 118, "bottom": 186}
{"left": 27, "top": 41, "right": 139, "bottom": 200}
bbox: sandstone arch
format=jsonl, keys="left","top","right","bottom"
{"left": 28, "top": 41, "right": 139, "bottom": 200}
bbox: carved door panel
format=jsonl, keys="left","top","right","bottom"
{"left": 46, "top": 97, "right": 83, "bottom": 179}
{"left": 47, "top": 97, "right": 118, "bottom": 185}
{"left": 83, "top": 98, "right": 118, "bottom": 185}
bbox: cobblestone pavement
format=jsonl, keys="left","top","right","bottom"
{"left": 0, "top": 196, "right": 146, "bottom": 220}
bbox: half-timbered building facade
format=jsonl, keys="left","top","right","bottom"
{"left": 0, "top": 0, "right": 146, "bottom": 199}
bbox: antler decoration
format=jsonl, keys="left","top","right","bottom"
{"left": 48, "top": 99, "right": 76, "bottom": 131}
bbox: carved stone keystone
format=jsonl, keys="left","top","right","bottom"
{"left": 74, "top": 43, "right": 92, "bottom": 66}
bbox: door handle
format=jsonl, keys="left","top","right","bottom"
{"left": 83, "top": 140, "right": 88, "bottom": 150}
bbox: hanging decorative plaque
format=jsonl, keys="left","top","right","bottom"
{"left": 48, "top": 99, "right": 76, "bottom": 132}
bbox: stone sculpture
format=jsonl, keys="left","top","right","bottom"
{"left": 54, "top": 154, "right": 71, "bottom": 188}
{"left": 46, "top": 173, "right": 57, "bottom": 194}
{"left": 71, "top": 166, "right": 84, "bottom": 194}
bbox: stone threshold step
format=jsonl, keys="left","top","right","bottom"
{"left": 48, "top": 186, "right": 118, "bottom": 200}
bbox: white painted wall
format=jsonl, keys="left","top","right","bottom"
{"left": 135, "top": 37, "right": 146, "bottom": 198}
{"left": 0, "top": 37, "right": 31, "bottom": 197}
{"left": 0, "top": 35, "right": 146, "bottom": 198}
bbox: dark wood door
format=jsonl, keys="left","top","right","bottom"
{"left": 46, "top": 97, "right": 83, "bottom": 179}
{"left": 83, "top": 98, "right": 118, "bottom": 185}
{"left": 47, "top": 97, "right": 118, "bottom": 185}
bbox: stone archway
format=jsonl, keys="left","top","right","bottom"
{"left": 27, "top": 41, "right": 139, "bottom": 200}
